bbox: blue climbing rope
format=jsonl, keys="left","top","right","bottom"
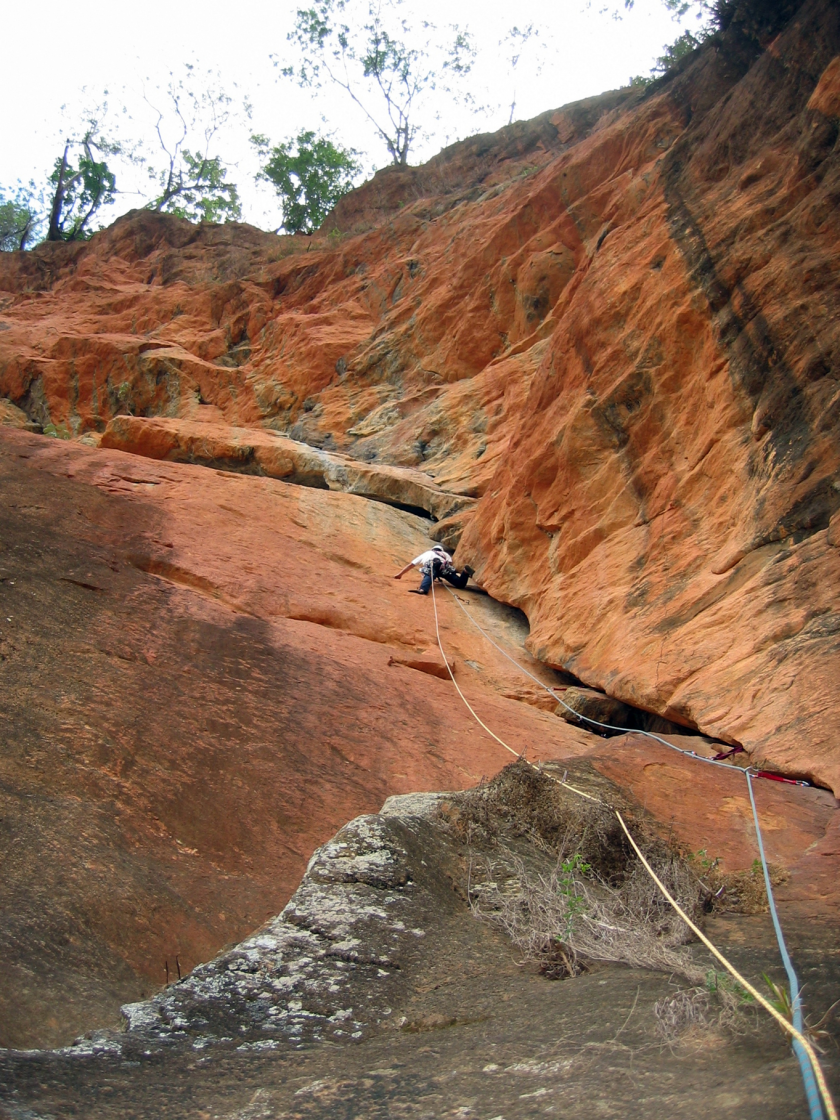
{"left": 746, "top": 770, "right": 824, "bottom": 1120}
{"left": 443, "top": 584, "right": 828, "bottom": 1118}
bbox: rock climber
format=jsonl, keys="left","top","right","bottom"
{"left": 394, "top": 546, "right": 475, "bottom": 595}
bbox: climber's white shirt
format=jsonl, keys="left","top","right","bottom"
{"left": 412, "top": 549, "right": 450, "bottom": 568}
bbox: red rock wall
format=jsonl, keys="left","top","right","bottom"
{"left": 0, "top": 428, "right": 600, "bottom": 1047}
{"left": 1, "top": 0, "right": 838, "bottom": 792}
{"left": 461, "top": 0, "right": 840, "bottom": 790}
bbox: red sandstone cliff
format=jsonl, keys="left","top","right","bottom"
{"left": 0, "top": 0, "right": 839, "bottom": 1052}
{"left": 4, "top": 0, "right": 837, "bottom": 787}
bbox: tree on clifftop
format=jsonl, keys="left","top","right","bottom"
{"left": 0, "top": 184, "right": 42, "bottom": 251}
{"left": 252, "top": 130, "right": 361, "bottom": 233}
{"left": 499, "top": 24, "right": 545, "bottom": 126}
{"left": 46, "top": 126, "right": 119, "bottom": 242}
{"left": 143, "top": 65, "right": 242, "bottom": 222}
{"left": 281, "top": 0, "right": 476, "bottom": 166}
{"left": 1, "top": 69, "right": 245, "bottom": 247}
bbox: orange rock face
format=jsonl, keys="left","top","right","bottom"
{"left": 0, "top": 427, "right": 600, "bottom": 1046}
{"left": 2, "top": 6, "right": 836, "bottom": 797}
{"left": 2, "top": 427, "right": 836, "bottom": 1051}
{"left": 0, "top": 0, "right": 839, "bottom": 1051}
{"left": 458, "top": 6, "right": 840, "bottom": 790}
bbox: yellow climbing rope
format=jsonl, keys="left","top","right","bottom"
{"left": 428, "top": 579, "right": 838, "bottom": 1120}
{"left": 616, "top": 813, "right": 837, "bottom": 1120}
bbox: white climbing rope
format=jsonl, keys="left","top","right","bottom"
{"left": 443, "top": 579, "right": 827, "bottom": 1114}
{"left": 428, "top": 578, "right": 837, "bottom": 1120}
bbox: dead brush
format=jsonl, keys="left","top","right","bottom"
{"left": 688, "top": 853, "right": 790, "bottom": 915}
{"left": 654, "top": 973, "right": 750, "bottom": 1042}
{"left": 439, "top": 760, "right": 740, "bottom": 1014}
{"left": 654, "top": 987, "right": 714, "bottom": 1041}
{"left": 471, "top": 845, "right": 708, "bottom": 985}
{"left": 438, "top": 759, "right": 640, "bottom": 885}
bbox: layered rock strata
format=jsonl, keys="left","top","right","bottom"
{"left": 99, "top": 414, "right": 474, "bottom": 520}
{"left": 2, "top": 0, "right": 837, "bottom": 792}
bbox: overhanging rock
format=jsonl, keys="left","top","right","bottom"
{"left": 101, "top": 415, "right": 474, "bottom": 522}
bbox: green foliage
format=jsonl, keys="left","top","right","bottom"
{"left": 621, "top": 0, "right": 714, "bottom": 87}
{"left": 0, "top": 184, "right": 42, "bottom": 251}
{"left": 555, "top": 853, "right": 592, "bottom": 942}
{"left": 660, "top": 0, "right": 713, "bottom": 18}
{"left": 624, "top": 74, "right": 655, "bottom": 90}
{"left": 48, "top": 139, "right": 117, "bottom": 242}
{"left": 5, "top": 69, "right": 243, "bottom": 249}
{"left": 626, "top": 24, "right": 708, "bottom": 87}
{"left": 281, "top": 0, "right": 476, "bottom": 166}
{"left": 686, "top": 848, "right": 721, "bottom": 875}
{"left": 652, "top": 29, "right": 704, "bottom": 73}
{"left": 154, "top": 150, "right": 240, "bottom": 223}
{"left": 253, "top": 130, "right": 360, "bottom": 233}
{"left": 714, "top": 0, "right": 801, "bottom": 42}
{"left": 145, "top": 66, "right": 242, "bottom": 223}
{"left": 762, "top": 973, "right": 793, "bottom": 1020}
{"left": 626, "top": 0, "right": 797, "bottom": 89}
{"left": 705, "top": 969, "right": 755, "bottom": 1004}
{"left": 45, "top": 116, "right": 121, "bottom": 244}
{"left": 42, "top": 422, "right": 72, "bottom": 439}
{"left": 624, "top": 0, "right": 713, "bottom": 18}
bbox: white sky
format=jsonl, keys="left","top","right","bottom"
{"left": 0, "top": 0, "right": 700, "bottom": 231}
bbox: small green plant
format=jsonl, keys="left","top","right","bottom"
{"left": 625, "top": 74, "right": 655, "bottom": 90}
{"left": 42, "top": 422, "right": 72, "bottom": 440}
{"left": 556, "top": 853, "right": 591, "bottom": 941}
{"left": 762, "top": 974, "right": 793, "bottom": 1021}
{"left": 688, "top": 848, "right": 720, "bottom": 873}
{"left": 686, "top": 848, "right": 722, "bottom": 892}
{"left": 705, "top": 969, "right": 754, "bottom": 1005}
{"left": 652, "top": 29, "right": 704, "bottom": 76}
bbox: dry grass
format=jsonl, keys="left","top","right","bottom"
{"left": 653, "top": 976, "right": 751, "bottom": 1042}
{"left": 689, "top": 854, "right": 790, "bottom": 915}
{"left": 438, "top": 759, "right": 639, "bottom": 884}
{"left": 437, "top": 760, "right": 746, "bottom": 1014}
{"left": 469, "top": 847, "right": 707, "bottom": 984}
{"left": 654, "top": 987, "right": 714, "bottom": 1040}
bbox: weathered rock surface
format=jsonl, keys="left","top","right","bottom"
{"left": 1, "top": 0, "right": 837, "bottom": 793}
{"left": 0, "top": 428, "right": 595, "bottom": 1049}
{"left": 0, "top": 396, "right": 34, "bottom": 429}
{"left": 461, "top": 0, "right": 840, "bottom": 794}
{"left": 556, "top": 686, "right": 642, "bottom": 732}
{"left": 0, "top": 0, "right": 839, "bottom": 1107}
{"left": 99, "top": 414, "right": 475, "bottom": 520}
{"left": 116, "top": 810, "right": 452, "bottom": 1053}
{"left": 0, "top": 768, "right": 837, "bottom": 1119}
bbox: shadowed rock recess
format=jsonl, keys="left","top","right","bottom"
{"left": 0, "top": 0, "right": 838, "bottom": 1115}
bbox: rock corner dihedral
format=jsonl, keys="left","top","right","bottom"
{"left": 0, "top": 0, "right": 838, "bottom": 1108}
